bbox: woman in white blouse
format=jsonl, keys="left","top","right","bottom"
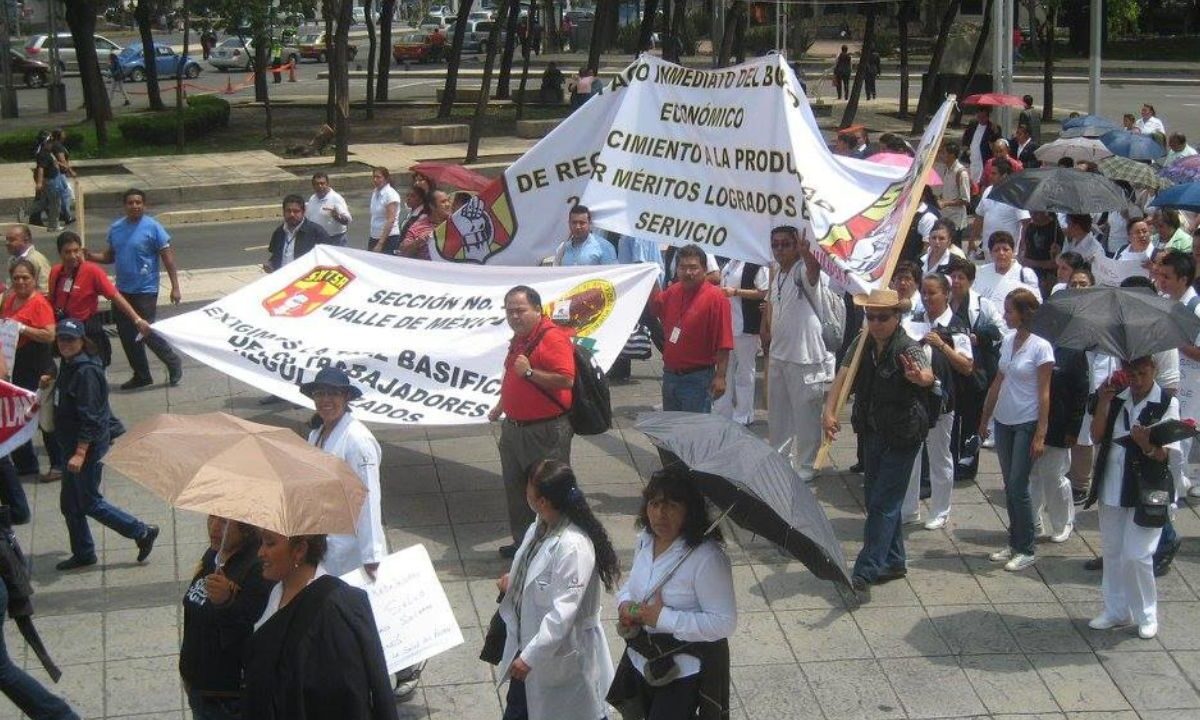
{"left": 609, "top": 470, "right": 736, "bottom": 720}
{"left": 979, "top": 288, "right": 1054, "bottom": 572}
{"left": 919, "top": 220, "right": 966, "bottom": 275}
{"left": 367, "top": 166, "right": 402, "bottom": 254}
{"left": 974, "top": 231, "right": 1039, "bottom": 304}
{"left": 1114, "top": 218, "right": 1155, "bottom": 265}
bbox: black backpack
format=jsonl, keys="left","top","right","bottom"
{"left": 529, "top": 331, "right": 612, "bottom": 436}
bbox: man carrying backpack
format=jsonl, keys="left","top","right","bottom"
{"left": 489, "top": 285, "right": 575, "bottom": 559}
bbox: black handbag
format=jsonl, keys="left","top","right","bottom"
{"left": 1134, "top": 488, "right": 1171, "bottom": 528}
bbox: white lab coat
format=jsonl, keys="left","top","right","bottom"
{"left": 498, "top": 521, "right": 613, "bottom": 720}
{"left": 307, "top": 412, "right": 387, "bottom": 577}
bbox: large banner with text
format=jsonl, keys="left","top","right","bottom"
{"left": 431, "top": 54, "right": 955, "bottom": 293}
{"left": 152, "top": 246, "right": 659, "bottom": 425}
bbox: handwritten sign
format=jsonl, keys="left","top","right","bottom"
{"left": 341, "top": 544, "right": 464, "bottom": 673}
{"left": 0, "top": 320, "right": 18, "bottom": 377}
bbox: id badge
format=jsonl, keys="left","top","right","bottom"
{"left": 62, "top": 279, "right": 73, "bottom": 292}
{"left": 669, "top": 326, "right": 681, "bottom": 344}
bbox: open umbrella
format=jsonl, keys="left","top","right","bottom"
{"left": 1060, "top": 114, "right": 1119, "bottom": 138}
{"left": 865, "top": 152, "right": 943, "bottom": 186}
{"left": 962, "top": 92, "right": 1025, "bottom": 109}
{"left": 409, "top": 162, "right": 493, "bottom": 193}
{"left": 1034, "top": 137, "right": 1113, "bottom": 164}
{"left": 1029, "top": 287, "right": 1200, "bottom": 361}
{"left": 988, "top": 167, "right": 1131, "bottom": 214}
{"left": 1097, "top": 155, "right": 1173, "bottom": 191}
{"left": 105, "top": 412, "right": 367, "bottom": 536}
{"left": 1161, "top": 156, "right": 1200, "bottom": 185}
{"left": 1149, "top": 181, "right": 1200, "bottom": 212}
{"left": 1100, "top": 130, "right": 1168, "bottom": 161}
{"left": 635, "top": 412, "right": 851, "bottom": 588}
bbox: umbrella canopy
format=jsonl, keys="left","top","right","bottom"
{"left": 865, "top": 152, "right": 943, "bottom": 186}
{"left": 1029, "top": 287, "right": 1200, "bottom": 361}
{"left": 1034, "top": 137, "right": 1114, "bottom": 164}
{"left": 963, "top": 92, "right": 1025, "bottom": 108}
{"left": 409, "top": 162, "right": 492, "bottom": 193}
{"left": 105, "top": 412, "right": 367, "bottom": 536}
{"left": 635, "top": 412, "right": 851, "bottom": 587}
{"left": 988, "top": 167, "right": 1131, "bottom": 214}
{"left": 1149, "top": 181, "right": 1200, "bottom": 212}
{"left": 1097, "top": 155, "right": 1173, "bottom": 191}
{"left": 1161, "top": 156, "right": 1200, "bottom": 185}
{"left": 1060, "top": 114, "right": 1119, "bottom": 138}
{"left": 1100, "top": 130, "right": 1168, "bottom": 161}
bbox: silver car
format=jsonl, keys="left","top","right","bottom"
{"left": 209, "top": 37, "right": 300, "bottom": 72}
{"left": 24, "top": 32, "right": 121, "bottom": 73}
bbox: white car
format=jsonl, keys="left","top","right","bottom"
{"left": 24, "top": 32, "right": 121, "bottom": 73}
{"left": 209, "top": 37, "right": 299, "bottom": 72}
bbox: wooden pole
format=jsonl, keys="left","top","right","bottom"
{"left": 814, "top": 98, "right": 957, "bottom": 470}
{"left": 75, "top": 179, "right": 85, "bottom": 245}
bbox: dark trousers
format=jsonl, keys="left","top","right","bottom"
{"left": 853, "top": 432, "right": 920, "bottom": 582}
{"left": 953, "top": 385, "right": 985, "bottom": 478}
{"left": 865, "top": 74, "right": 877, "bottom": 100}
{"left": 186, "top": 688, "right": 242, "bottom": 720}
{"left": 59, "top": 454, "right": 147, "bottom": 562}
{"left": 115, "top": 292, "right": 181, "bottom": 382}
{"left": 0, "top": 457, "right": 29, "bottom": 525}
{"left": 637, "top": 673, "right": 701, "bottom": 720}
{"left": 834, "top": 74, "right": 850, "bottom": 99}
{"left": 0, "top": 582, "right": 79, "bottom": 719}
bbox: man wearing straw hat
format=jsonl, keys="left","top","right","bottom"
{"left": 822, "top": 289, "right": 936, "bottom": 599}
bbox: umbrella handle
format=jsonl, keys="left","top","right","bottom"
{"left": 214, "top": 520, "right": 230, "bottom": 572}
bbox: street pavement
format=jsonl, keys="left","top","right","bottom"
{"left": 4, "top": 330, "right": 1200, "bottom": 719}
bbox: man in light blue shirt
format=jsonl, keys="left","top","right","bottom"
{"left": 87, "top": 188, "right": 183, "bottom": 390}
{"left": 553, "top": 205, "right": 617, "bottom": 266}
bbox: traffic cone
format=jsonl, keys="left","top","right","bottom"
{"left": 288, "top": 61, "right": 297, "bottom": 83}
{"left": 225, "top": 74, "right": 234, "bottom": 94}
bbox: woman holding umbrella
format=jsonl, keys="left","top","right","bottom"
{"left": 244, "top": 532, "right": 396, "bottom": 719}
{"left": 609, "top": 467, "right": 736, "bottom": 719}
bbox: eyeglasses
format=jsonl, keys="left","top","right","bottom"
{"left": 865, "top": 312, "right": 895, "bottom": 323}
{"left": 770, "top": 241, "right": 795, "bottom": 249}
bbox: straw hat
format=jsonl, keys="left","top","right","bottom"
{"left": 852, "top": 288, "right": 911, "bottom": 312}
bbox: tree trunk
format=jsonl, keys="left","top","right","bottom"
{"left": 839, "top": 2, "right": 875, "bottom": 128}
{"left": 441, "top": 0, "right": 476, "bottom": 117}
{"left": 334, "top": 0, "right": 354, "bottom": 165}
{"left": 1042, "top": 4, "right": 1056, "bottom": 121}
{"left": 134, "top": 0, "right": 164, "bottom": 110}
{"left": 61, "top": 0, "right": 110, "bottom": 147}
{"left": 587, "top": 0, "right": 610, "bottom": 72}
{"left": 497, "top": 0, "right": 521, "bottom": 98}
{"left": 953, "top": 0, "right": 993, "bottom": 126}
{"left": 468, "top": 0, "right": 512, "bottom": 162}
{"left": 176, "top": 2, "right": 190, "bottom": 151}
{"left": 717, "top": 1, "right": 745, "bottom": 67}
{"left": 364, "top": 0, "right": 376, "bottom": 119}
{"left": 254, "top": 33, "right": 271, "bottom": 136}
{"left": 732, "top": 1, "right": 747, "bottom": 63}
{"left": 375, "top": 0, "right": 395, "bottom": 100}
{"left": 515, "top": 26, "right": 534, "bottom": 119}
{"left": 667, "top": 0, "right": 687, "bottom": 62}
{"left": 898, "top": 1, "right": 910, "bottom": 118}
{"left": 325, "top": 1, "right": 336, "bottom": 125}
{"left": 911, "top": 0, "right": 961, "bottom": 133}
{"left": 543, "top": 0, "right": 558, "bottom": 52}
{"left": 637, "top": 0, "right": 659, "bottom": 54}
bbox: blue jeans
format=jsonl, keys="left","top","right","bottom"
{"left": 994, "top": 420, "right": 1037, "bottom": 556}
{"left": 60, "top": 455, "right": 148, "bottom": 562}
{"left": 0, "top": 456, "right": 30, "bottom": 525}
{"left": 0, "top": 582, "right": 79, "bottom": 719}
{"left": 661, "top": 367, "right": 714, "bottom": 413}
{"left": 1155, "top": 519, "right": 1178, "bottom": 563}
{"left": 187, "top": 688, "right": 241, "bottom": 720}
{"left": 853, "top": 432, "right": 920, "bottom": 582}
{"left": 51, "top": 174, "right": 71, "bottom": 219}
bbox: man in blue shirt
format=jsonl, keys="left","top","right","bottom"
{"left": 87, "top": 188, "right": 183, "bottom": 390}
{"left": 552, "top": 205, "right": 617, "bottom": 266}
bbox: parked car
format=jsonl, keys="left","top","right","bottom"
{"left": 351, "top": 6, "right": 367, "bottom": 24}
{"left": 447, "top": 20, "right": 492, "bottom": 54}
{"left": 297, "top": 32, "right": 359, "bottom": 63}
{"left": 392, "top": 31, "right": 437, "bottom": 64}
{"left": 209, "top": 36, "right": 299, "bottom": 72}
{"left": 116, "top": 42, "right": 202, "bottom": 81}
{"left": 24, "top": 32, "right": 121, "bottom": 73}
{"left": 9, "top": 49, "right": 49, "bottom": 88}
{"left": 419, "top": 14, "right": 454, "bottom": 31}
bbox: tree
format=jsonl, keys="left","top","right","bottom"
{"left": 587, "top": 0, "right": 613, "bottom": 73}
{"left": 716, "top": 1, "right": 747, "bottom": 67}
{"left": 911, "top": 0, "right": 961, "bottom": 133}
{"left": 953, "top": 0, "right": 993, "bottom": 126}
{"left": 839, "top": 2, "right": 877, "bottom": 128}
{"left": 666, "top": 0, "right": 687, "bottom": 63}
{"left": 1038, "top": 0, "right": 1060, "bottom": 122}
{"left": 375, "top": 0, "right": 396, "bottom": 100}
{"left": 134, "top": 0, "right": 166, "bottom": 110}
{"left": 467, "top": 0, "right": 512, "bottom": 162}
{"left": 636, "top": 0, "right": 659, "bottom": 54}
{"left": 363, "top": 0, "right": 376, "bottom": 119}
{"left": 439, "top": 0, "right": 477, "bottom": 117}
{"left": 323, "top": 0, "right": 336, "bottom": 124}
{"left": 176, "top": 1, "right": 191, "bottom": 150}
{"left": 897, "top": 0, "right": 911, "bottom": 118}
{"left": 497, "top": 0, "right": 521, "bottom": 98}
{"left": 60, "top": 0, "right": 111, "bottom": 147}
{"left": 332, "top": 0, "right": 354, "bottom": 164}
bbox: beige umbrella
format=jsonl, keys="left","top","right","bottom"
{"left": 105, "top": 412, "right": 366, "bottom": 536}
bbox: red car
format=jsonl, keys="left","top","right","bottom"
{"left": 10, "top": 49, "right": 49, "bottom": 88}
{"left": 297, "top": 32, "right": 359, "bottom": 63}
{"left": 392, "top": 31, "right": 436, "bottom": 64}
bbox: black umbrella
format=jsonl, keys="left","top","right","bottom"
{"left": 988, "top": 167, "right": 1131, "bottom": 214}
{"left": 635, "top": 412, "right": 851, "bottom": 588}
{"left": 1029, "top": 287, "right": 1200, "bottom": 361}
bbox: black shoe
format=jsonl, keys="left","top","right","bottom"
{"left": 1084, "top": 557, "right": 1103, "bottom": 571}
{"left": 848, "top": 462, "right": 864, "bottom": 474}
{"left": 258, "top": 394, "right": 284, "bottom": 405}
{"left": 851, "top": 574, "right": 870, "bottom": 593}
{"left": 168, "top": 366, "right": 183, "bottom": 387}
{"left": 1154, "top": 560, "right": 1172, "bottom": 578}
{"left": 56, "top": 555, "right": 97, "bottom": 571}
{"left": 876, "top": 566, "right": 908, "bottom": 584}
{"left": 136, "top": 525, "right": 160, "bottom": 562}
{"left": 1153, "top": 539, "right": 1181, "bottom": 578}
{"left": 499, "top": 543, "right": 518, "bottom": 559}
{"left": 1072, "top": 488, "right": 1088, "bottom": 506}
{"left": 120, "top": 376, "right": 153, "bottom": 391}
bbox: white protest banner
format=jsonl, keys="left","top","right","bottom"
{"left": 0, "top": 380, "right": 38, "bottom": 458}
{"left": 152, "top": 246, "right": 659, "bottom": 425}
{"left": 341, "top": 544, "right": 464, "bottom": 674}
{"left": 430, "top": 54, "right": 955, "bottom": 293}
{"left": 1093, "top": 254, "right": 1151, "bottom": 287}
{"left": 0, "top": 320, "right": 19, "bottom": 377}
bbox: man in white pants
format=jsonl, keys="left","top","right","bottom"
{"left": 763, "top": 226, "right": 833, "bottom": 479}
{"left": 715, "top": 259, "right": 768, "bottom": 425}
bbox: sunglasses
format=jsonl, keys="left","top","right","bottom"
{"left": 770, "top": 241, "right": 795, "bottom": 249}
{"left": 865, "top": 312, "right": 895, "bottom": 323}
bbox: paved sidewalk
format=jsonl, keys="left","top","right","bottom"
{"left": 3, "top": 334, "right": 1200, "bottom": 719}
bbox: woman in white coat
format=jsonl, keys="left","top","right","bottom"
{"left": 497, "top": 459, "right": 619, "bottom": 720}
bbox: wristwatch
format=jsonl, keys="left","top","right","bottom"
{"left": 523, "top": 368, "right": 534, "bottom": 380}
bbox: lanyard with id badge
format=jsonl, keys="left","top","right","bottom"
{"left": 668, "top": 288, "right": 704, "bottom": 345}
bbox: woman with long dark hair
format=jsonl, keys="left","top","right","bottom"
{"left": 496, "top": 459, "right": 618, "bottom": 720}
{"left": 607, "top": 468, "right": 737, "bottom": 720}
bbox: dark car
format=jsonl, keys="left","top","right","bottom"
{"left": 9, "top": 49, "right": 49, "bottom": 88}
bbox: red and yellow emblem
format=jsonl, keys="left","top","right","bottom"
{"left": 546, "top": 279, "right": 616, "bottom": 338}
{"left": 434, "top": 178, "right": 518, "bottom": 263}
{"left": 262, "top": 265, "right": 356, "bottom": 318}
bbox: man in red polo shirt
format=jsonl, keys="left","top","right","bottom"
{"left": 651, "top": 244, "right": 733, "bottom": 414}
{"left": 488, "top": 285, "right": 575, "bottom": 557}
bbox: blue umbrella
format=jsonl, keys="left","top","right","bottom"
{"left": 1149, "top": 182, "right": 1200, "bottom": 212}
{"left": 1100, "top": 130, "right": 1168, "bottom": 161}
{"left": 1061, "top": 114, "right": 1118, "bottom": 138}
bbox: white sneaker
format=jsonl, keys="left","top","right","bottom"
{"left": 924, "top": 516, "right": 947, "bottom": 530}
{"left": 1138, "top": 621, "right": 1158, "bottom": 639}
{"left": 1005, "top": 553, "right": 1037, "bottom": 571}
{"left": 1088, "top": 614, "right": 1132, "bottom": 630}
{"left": 903, "top": 513, "right": 922, "bottom": 526}
{"left": 989, "top": 548, "right": 1013, "bottom": 562}
{"left": 1034, "top": 523, "right": 1047, "bottom": 539}
{"left": 981, "top": 437, "right": 995, "bottom": 449}
{"left": 1050, "top": 524, "right": 1074, "bottom": 543}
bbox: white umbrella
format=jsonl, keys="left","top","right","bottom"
{"left": 1035, "top": 137, "right": 1114, "bottom": 165}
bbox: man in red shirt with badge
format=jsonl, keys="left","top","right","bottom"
{"left": 651, "top": 244, "right": 733, "bottom": 414}
{"left": 489, "top": 285, "right": 575, "bottom": 558}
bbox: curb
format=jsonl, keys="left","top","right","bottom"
{"left": 158, "top": 204, "right": 279, "bottom": 226}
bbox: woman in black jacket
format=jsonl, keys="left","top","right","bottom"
{"left": 180, "top": 516, "right": 270, "bottom": 720}
{"left": 1029, "top": 347, "right": 1089, "bottom": 544}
